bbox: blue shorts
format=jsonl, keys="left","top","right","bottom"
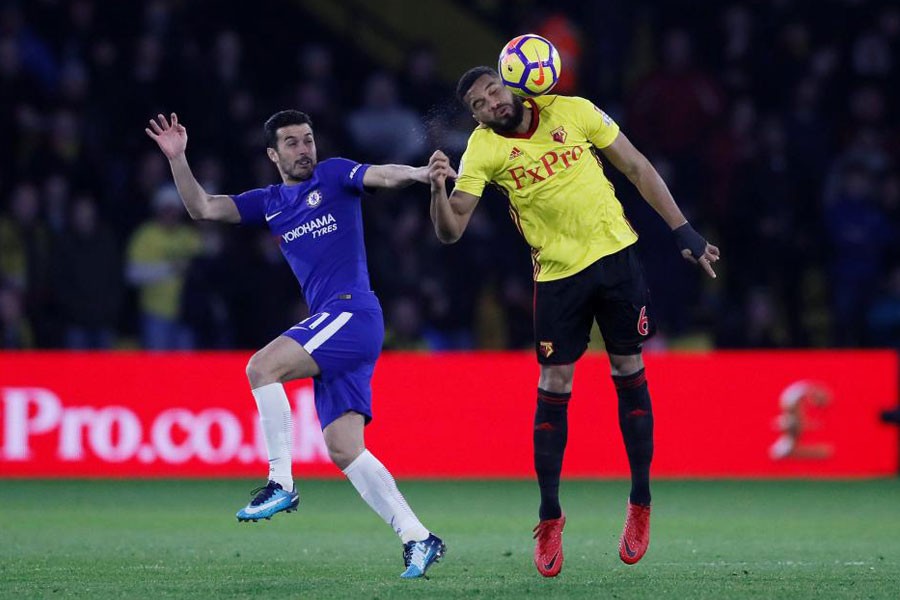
{"left": 282, "top": 302, "right": 384, "bottom": 429}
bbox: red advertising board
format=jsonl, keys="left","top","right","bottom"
{"left": 0, "top": 351, "right": 896, "bottom": 478}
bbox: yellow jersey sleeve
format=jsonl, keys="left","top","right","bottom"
{"left": 569, "top": 96, "right": 620, "bottom": 149}
{"left": 453, "top": 128, "right": 496, "bottom": 198}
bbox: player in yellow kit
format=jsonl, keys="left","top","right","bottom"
{"left": 428, "top": 67, "right": 720, "bottom": 577}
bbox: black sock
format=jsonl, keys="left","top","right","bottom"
{"left": 613, "top": 368, "right": 653, "bottom": 506}
{"left": 534, "top": 388, "right": 570, "bottom": 520}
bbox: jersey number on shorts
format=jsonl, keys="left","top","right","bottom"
{"left": 299, "top": 312, "right": 332, "bottom": 330}
{"left": 292, "top": 311, "right": 354, "bottom": 353}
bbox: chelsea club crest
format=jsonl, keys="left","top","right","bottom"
{"left": 306, "top": 189, "right": 323, "bottom": 207}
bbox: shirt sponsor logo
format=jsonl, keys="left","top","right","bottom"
{"left": 507, "top": 145, "right": 585, "bottom": 190}
{"left": 282, "top": 213, "right": 337, "bottom": 242}
{"left": 306, "top": 189, "right": 323, "bottom": 207}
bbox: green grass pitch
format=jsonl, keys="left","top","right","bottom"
{"left": 2, "top": 479, "right": 899, "bottom": 599}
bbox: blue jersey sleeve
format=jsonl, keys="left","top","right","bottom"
{"left": 325, "top": 158, "right": 370, "bottom": 194}
{"left": 231, "top": 186, "right": 273, "bottom": 225}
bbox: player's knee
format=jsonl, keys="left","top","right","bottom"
{"left": 327, "top": 443, "right": 361, "bottom": 470}
{"left": 538, "top": 364, "right": 575, "bottom": 393}
{"left": 609, "top": 352, "right": 644, "bottom": 377}
{"left": 246, "top": 352, "right": 277, "bottom": 388}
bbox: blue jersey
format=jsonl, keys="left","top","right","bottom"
{"left": 232, "top": 158, "right": 377, "bottom": 313}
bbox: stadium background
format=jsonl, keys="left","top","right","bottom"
{"left": 1, "top": 0, "right": 899, "bottom": 474}
{"left": 0, "top": 0, "right": 896, "bottom": 479}
{"left": 2, "top": 2, "right": 900, "bottom": 598}
{"left": 2, "top": 0, "right": 899, "bottom": 353}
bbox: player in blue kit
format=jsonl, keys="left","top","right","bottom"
{"left": 145, "top": 110, "right": 445, "bottom": 578}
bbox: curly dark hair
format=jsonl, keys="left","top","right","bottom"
{"left": 455, "top": 66, "right": 499, "bottom": 106}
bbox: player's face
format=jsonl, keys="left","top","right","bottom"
{"left": 269, "top": 124, "right": 317, "bottom": 182}
{"left": 466, "top": 74, "right": 524, "bottom": 133}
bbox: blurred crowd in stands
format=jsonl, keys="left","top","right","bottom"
{"left": 1, "top": 0, "right": 899, "bottom": 351}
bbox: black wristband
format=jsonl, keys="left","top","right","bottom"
{"left": 673, "top": 223, "right": 707, "bottom": 259}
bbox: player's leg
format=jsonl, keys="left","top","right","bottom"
{"left": 326, "top": 410, "right": 419, "bottom": 520}
{"left": 609, "top": 351, "right": 652, "bottom": 508}
{"left": 609, "top": 351, "right": 654, "bottom": 565}
{"left": 531, "top": 270, "right": 594, "bottom": 577}
{"left": 305, "top": 306, "right": 444, "bottom": 577}
{"left": 235, "top": 335, "right": 320, "bottom": 522}
{"left": 535, "top": 362, "right": 573, "bottom": 523}
{"left": 532, "top": 363, "right": 572, "bottom": 578}
{"left": 593, "top": 246, "right": 656, "bottom": 564}
{"left": 324, "top": 411, "right": 444, "bottom": 578}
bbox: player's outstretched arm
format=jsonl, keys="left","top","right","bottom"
{"left": 363, "top": 163, "right": 454, "bottom": 189}
{"left": 600, "top": 131, "right": 720, "bottom": 278}
{"left": 428, "top": 150, "right": 479, "bottom": 244}
{"left": 145, "top": 113, "right": 241, "bottom": 224}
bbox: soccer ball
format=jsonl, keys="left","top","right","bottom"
{"left": 498, "top": 34, "right": 561, "bottom": 97}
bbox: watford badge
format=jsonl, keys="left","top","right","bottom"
{"left": 539, "top": 340, "right": 555, "bottom": 358}
{"left": 550, "top": 126, "right": 567, "bottom": 144}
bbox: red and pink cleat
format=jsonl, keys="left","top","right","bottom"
{"left": 619, "top": 501, "right": 651, "bottom": 565}
{"left": 533, "top": 513, "right": 566, "bottom": 577}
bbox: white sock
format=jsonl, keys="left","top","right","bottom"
{"left": 252, "top": 383, "right": 293, "bottom": 492}
{"left": 343, "top": 450, "right": 430, "bottom": 543}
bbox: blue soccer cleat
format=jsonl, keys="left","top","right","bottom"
{"left": 400, "top": 533, "right": 446, "bottom": 578}
{"left": 236, "top": 481, "right": 299, "bottom": 522}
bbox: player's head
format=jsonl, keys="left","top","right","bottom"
{"left": 456, "top": 66, "right": 524, "bottom": 134}
{"left": 264, "top": 110, "right": 317, "bottom": 183}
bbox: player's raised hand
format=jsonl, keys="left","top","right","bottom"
{"left": 428, "top": 150, "right": 455, "bottom": 188}
{"left": 145, "top": 113, "right": 187, "bottom": 160}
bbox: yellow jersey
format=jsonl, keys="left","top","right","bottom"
{"left": 454, "top": 95, "right": 637, "bottom": 281}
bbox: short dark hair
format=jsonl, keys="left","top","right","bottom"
{"left": 264, "top": 110, "right": 313, "bottom": 149}
{"left": 456, "top": 66, "right": 499, "bottom": 106}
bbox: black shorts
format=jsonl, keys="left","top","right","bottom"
{"left": 533, "top": 245, "right": 656, "bottom": 364}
